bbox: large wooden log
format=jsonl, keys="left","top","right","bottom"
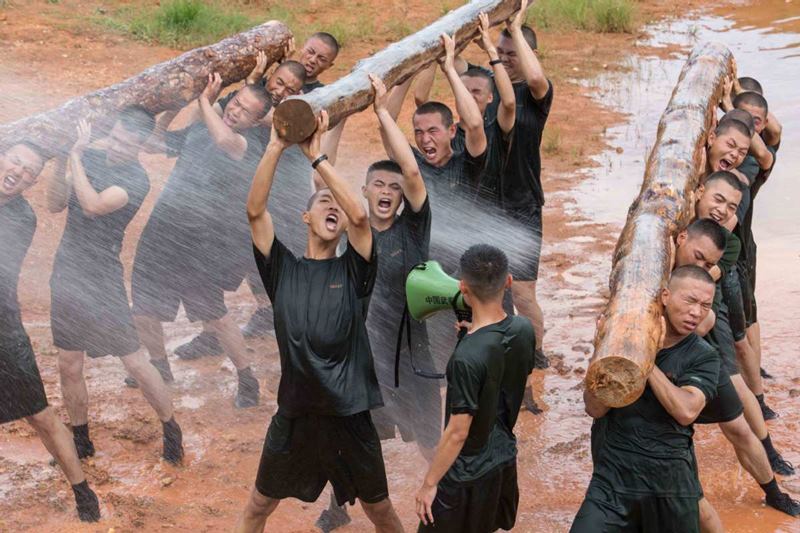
{"left": 274, "top": 0, "right": 523, "bottom": 142}
{"left": 585, "top": 42, "right": 735, "bottom": 408}
{"left": 0, "top": 21, "right": 292, "bottom": 157}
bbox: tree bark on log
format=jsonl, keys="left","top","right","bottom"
{"left": 585, "top": 42, "right": 735, "bottom": 408}
{"left": 273, "top": 0, "right": 523, "bottom": 142}
{"left": 0, "top": 21, "right": 292, "bottom": 157}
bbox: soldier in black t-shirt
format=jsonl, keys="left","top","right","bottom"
{"left": 416, "top": 244, "right": 534, "bottom": 532}
{"left": 235, "top": 112, "right": 402, "bottom": 532}
{"left": 494, "top": 0, "right": 554, "bottom": 364}
{"left": 572, "top": 266, "right": 720, "bottom": 533}
{"left": 0, "top": 141, "right": 101, "bottom": 522}
{"left": 130, "top": 77, "right": 277, "bottom": 409}
{"left": 48, "top": 108, "right": 184, "bottom": 464}
{"left": 366, "top": 75, "right": 441, "bottom": 459}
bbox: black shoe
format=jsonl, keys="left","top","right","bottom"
{"left": 151, "top": 358, "right": 175, "bottom": 383}
{"left": 162, "top": 418, "right": 184, "bottom": 465}
{"left": 235, "top": 373, "right": 260, "bottom": 409}
{"left": 760, "top": 367, "right": 775, "bottom": 380}
{"left": 73, "top": 482, "right": 101, "bottom": 522}
{"left": 769, "top": 454, "right": 795, "bottom": 476}
{"left": 315, "top": 505, "right": 351, "bottom": 532}
{"left": 175, "top": 331, "right": 223, "bottom": 360}
{"left": 124, "top": 375, "right": 139, "bottom": 388}
{"left": 242, "top": 307, "right": 272, "bottom": 338}
{"left": 74, "top": 437, "right": 95, "bottom": 459}
{"left": 760, "top": 401, "right": 779, "bottom": 421}
{"left": 534, "top": 348, "right": 550, "bottom": 370}
{"left": 766, "top": 491, "right": 800, "bottom": 516}
{"left": 521, "top": 386, "right": 543, "bottom": 415}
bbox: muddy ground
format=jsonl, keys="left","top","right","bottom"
{"left": 0, "top": 0, "right": 798, "bottom": 531}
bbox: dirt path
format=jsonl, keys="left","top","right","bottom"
{"left": 2, "top": 1, "right": 797, "bottom": 531}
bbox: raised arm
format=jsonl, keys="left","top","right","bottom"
{"left": 441, "top": 33, "right": 487, "bottom": 157}
{"left": 371, "top": 74, "right": 427, "bottom": 212}
{"left": 47, "top": 158, "right": 71, "bottom": 213}
{"left": 478, "top": 12, "right": 515, "bottom": 135}
{"left": 247, "top": 127, "right": 289, "bottom": 256}
{"left": 67, "top": 120, "right": 130, "bottom": 218}
{"left": 198, "top": 73, "right": 249, "bottom": 160}
{"left": 647, "top": 366, "right": 707, "bottom": 426}
{"left": 414, "top": 63, "right": 437, "bottom": 108}
{"left": 385, "top": 75, "right": 415, "bottom": 122}
{"left": 301, "top": 112, "right": 372, "bottom": 260}
{"left": 508, "top": 0, "right": 549, "bottom": 100}
{"left": 748, "top": 130, "right": 774, "bottom": 170}
{"left": 762, "top": 112, "right": 782, "bottom": 147}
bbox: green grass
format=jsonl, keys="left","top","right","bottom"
{"left": 529, "top": 0, "right": 637, "bottom": 33}
{"left": 542, "top": 126, "right": 562, "bottom": 155}
{"left": 97, "top": 0, "right": 256, "bottom": 48}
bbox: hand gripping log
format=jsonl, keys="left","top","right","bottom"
{"left": 273, "top": 0, "right": 524, "bottom": 143}
{"left": 585, "top": 42, "right": 735, "bottom": 408}
{"left": 0, "top": 21, "right": 292, "bottom": 157}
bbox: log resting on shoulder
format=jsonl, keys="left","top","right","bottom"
{"left": 0, "top": 21, "right": 292, "bottom": 157}
{"left": 274, "top": 0, "right": 523, "bottom": 142}
{"left": 585, "top": 42, "right": 735, "bottom": 408}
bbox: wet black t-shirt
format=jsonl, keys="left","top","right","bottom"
{"left": 0, "top": 196, "right": 36, "bottom": 340}
{"left": 452, "top": 121, "right": 510, "bottom": 206}
{"left": 736, "top": 146, "right": 777, "bottom": 270}
{"left": 443, "top": 315, "right": 535, "bottom": 484}
{"left": 368, "top": 197, "right": 432, "bottom": 378}
{"left": 254, "top": 238, "right": 383, "bottom": 417}
{"left": 54, "top": 149, "right": 149, "bottom": 264}
{"left": 504, "top": 80, "right": 553, "bottom": 215}
{"left": 591, "top": 333, "right": 719, "bottom": 497}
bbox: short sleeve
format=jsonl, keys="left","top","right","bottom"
{"left": 165, "top": 127, "right": 191, "bottom": 158}
{"left": 463, "top": 149, "right": 488, "bottom": 189}
{"left": 447, "top": 358, "right": 486, "bottom": 415}
{"left": 718, "top": 231, "right": 741, "bottom": 277}
{"left": 676, "top": 346, "right": 720, "bottom": 402}
{"left": 736, "top": 155, "right": 759, "bottom": 186}
{"left": 343, "top": 239, "right": 377, "bottom": 299}
{"left": 252, "top": 238, "right": 293, "bottom": 302}
{"left": 400, "top": 195, "right": 431, "bottom": 250}
{"left": 122, "top": 165, "right": 151, "bottom": 211}
{"left": 521, "top": 79, "right": 554, "bottom": 121}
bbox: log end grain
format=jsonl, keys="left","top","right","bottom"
{"left": 273, "top": 98, "right": 317, "bottom": 143}
{"left": 585, "top": 355, "right": 648, "bottom": 408}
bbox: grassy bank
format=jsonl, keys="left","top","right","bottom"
{"left": 530, "top": 0, "right": 638, "bottom": 33}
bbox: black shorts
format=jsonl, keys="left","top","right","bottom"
{"left": 738, "top": 266, "right": 758, "bottom": 327}
{"left": 50, "top": 256, "right": 139, "bottom": 358}
{"left": 418, "top": 461, "right": 519, "bottom": 533}
{"left": 131, "top": 220, "right": 227, "bottom": 323}
{"left": 508, "top": 207, "right": 542, "bottom": 282}
{"left": 721, "top": 268, "right": 747, "bottom": 342}
{"left": 0, "top": 333, "right": 48, "bottom": 424}
{"left": 255, "top": 411, "right": 389, "bottom": 507}
{"left": 570, "top": 477, "right": 699, "bottom": 533}
{"left": 696, "top": 372, "right": 744, "bottom": 424}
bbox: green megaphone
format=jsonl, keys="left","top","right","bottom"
{"left": 405, "top": 261, "right": 470, "bottom": 321}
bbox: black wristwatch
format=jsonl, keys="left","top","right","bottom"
{"left": 311, "top": 154, "right": 329, "bottom": 169}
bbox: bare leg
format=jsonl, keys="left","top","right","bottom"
{"left": 134, "top": 314, "right": 169, "bottom": 362}
{"left": 206, "top": 315, "right": 250, "bottom": 370}
{"left": 698, "top": 497, "right": 724, "bottom": 533}
{"left": 735, "top": 338, "right": 763, "bottom": 396}
{"left": 234, "top": 489, "right": 280, "bottom": 533}
{"left": 360, "top": 498, "right": 404, "bottom": 533}
{"left": 731, "top": 374, "right": 767, "bottom": 439}
{"left": 26, "top": 407, "right": 86, "bottom": 484}
{"left": 718, "top": 415, "right": 772, "bottom": 484}
{"left": 512, "top": 281, "right": 543, "bottom": 350}
{"left": 120, "top": 351, "right": 174, "bottom": 421}
{"left": 57, "top": 349, "right": 88, "bottom": 426}
{"left": 747, "top": 322, "right": 762, "bottom": 370}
